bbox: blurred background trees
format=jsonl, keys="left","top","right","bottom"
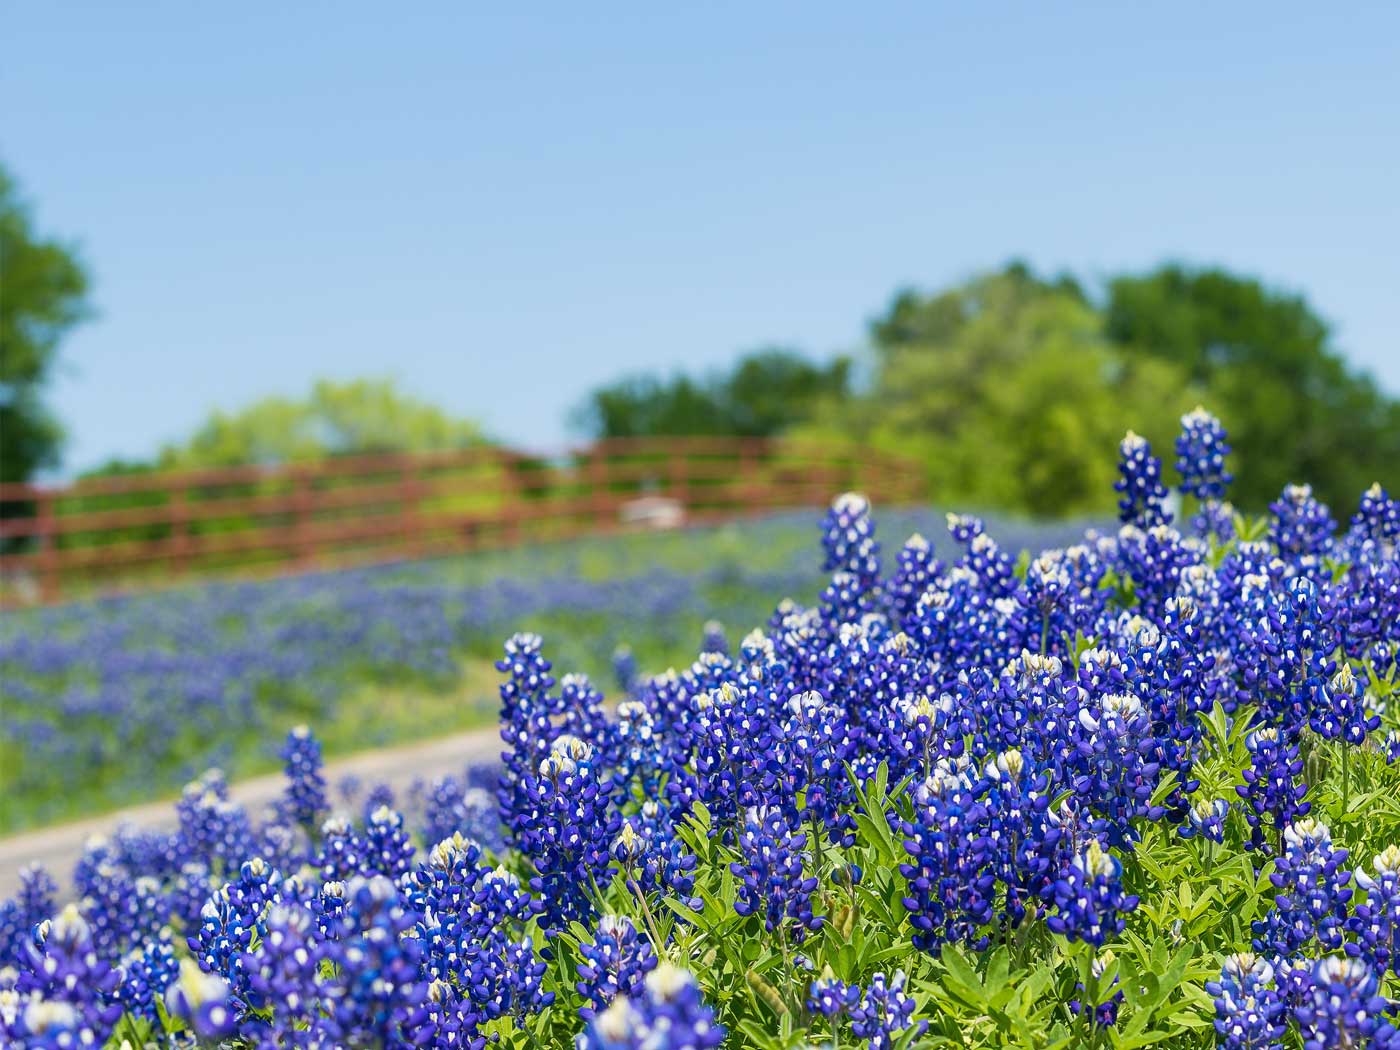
{"left": 1103, "top": 266, "right": 1400, "bottom": 512}
{"left": 575, "top": 348, "right": 850, "bottom": 440}
{"left": 0, "top": 164, "right": 90, "bottom": 486}
{"left": 582, "top": 262, "right": 1397, "bottom": 518}
{"left": 816, "top": 264, "right": 1196, "bottom": 518}
{"left": 153, "top": 378, "right": 486, "bottom": 471}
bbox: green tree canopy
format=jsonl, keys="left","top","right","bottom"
{"left": 809, "top": 265, "right": 1195, "bottom": 517}
{"left": 575, "top": 348, "right": 850, "bottom": 440}
{"left": 0, "top": 164, "right": 90, "bottom": 483}
{"left": 157, "top": 378, "right": 486, "bottom": 470}
{"left": 1105, "top": 265, "right": 1400, "bottom": 513}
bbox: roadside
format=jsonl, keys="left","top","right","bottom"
{"left": 0, "top": 722, "right": 504, "bottom": 897}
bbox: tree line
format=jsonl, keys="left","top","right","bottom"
{"left": 4, "top": 160, "right": 1395, "bottom": 519}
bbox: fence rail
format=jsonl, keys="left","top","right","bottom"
{"left": 0, "top": 437, "right": 925, "bottom": 603}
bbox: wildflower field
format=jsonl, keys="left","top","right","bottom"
{"left": 0, "top": 512, "right": 1090, "bottom": 831}
{"left": 3, "top": 408, "right": 1400, "bottom": 1049}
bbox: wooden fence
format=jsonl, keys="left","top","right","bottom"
{"left": 0, "top": 437, "right": 925, "bottom": 603}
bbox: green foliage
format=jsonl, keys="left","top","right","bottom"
{"left": 0, "top": 163, "right": 90, "bottom": 484}
{"left": 576, "top": 347, "right": 851, "bottom": 440}
{"left": 152, "top": 377, "right": 486, "bottom": 470}
{"left": 807, "top": 265, "right": 1196, "bottom": 517}
{"left": 1105, "top": 265, "right": 1400, "bottom": 512}
{"left": 808, "top": 261, "right": 1399, "bottom": 518}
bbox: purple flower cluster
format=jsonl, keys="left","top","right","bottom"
{"left": 577, "top": 964, "right": 725, "bottom": 1050}
{"left": 1115, "top": 430, "right": 1171, "bottom": 528}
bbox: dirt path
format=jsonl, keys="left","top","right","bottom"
{"left": 0, "top": 724, "right": 505, "bottom": 897}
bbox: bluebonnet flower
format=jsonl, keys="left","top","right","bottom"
{"left": 899, "top": 760, "right": 996, "bottom": 950}
{"left": 364, "top": 805, "right": 417, "bottom": 877}
{"left": 515, "top": 734, "right": 620, "bottom": 929}
{"left": 319, "top": 875, "right": 429, "bottom": 1045}
{"left": 947, "top": 514, "right": 1018, "bottom": 599}
{"left": 114, "top": 938, "right": 179, "bottom": 1023}
{"left": 280, "top": 724, "right": 329, "bottom": 828}
{"left": 700, "top": 619, "right": 729, "bottom": 655}
{"left": 18, "top": 905, "right": 122, "bottom": 1044}
{"left": 821, "top": 492, "right": 881, "bottom": 585}
{"left": 417, "top": 776, "right": 486, "bottom": 850}
{"left": 497, "top": 636, "right": 615, "bottom": 848}
{"left": 612, "top": 812, "right": 702, "bottom": 913}
{"left": 316, "top": 814, "right": 368, "bottom": 880}
{"left": 1236, "top": 727, "right": 1310, "bottom": 853}
{"left": 1270, "top": 483, "right": 1336, "bottom": 561}
{"left": 1293, "top": 956, "right": 1400, "bottom": 1049}
{"left": 416, "top": 978, "right": 489, "bottom": 1050}
{"left": 1180, "top": 798, "right": 1229, "bottom": 843}
{"left": 15, "top": 865, "right": 56, "bottom": 935}
{"left": 1046, "top": 841, "right": 1139, "bottom": 947}
{"left": 848, "top": 970, "right": 927, "bottom": 1050}
{"left": 731, "top": 805, "right": 823, "bottom": 942}
{"left": 887, "top": 688, "right": 958, "bottom": 783}
{"left": 1305, "top": 661, "right": 1379, "bottom": 745}
{"left": 1343, "top": 481, "right": 1399, "bottom": 564}
{"left": 1196, "top": 498, "right": 1237, "bottom": 543}
{"left": 1332, "top": 557, "right": 1400, "bottom": 662}
{"left": 575, "top": 915, "right": 657, "bottom": 1020}
{"left": 1253, "top": 819, "right": 1352, "bottom": 956}
{"left": 170, "top": 861, "right": 217, "bottom": 930}
{"left": 175, "top": 771, "right": 254, "bottom": 873}
{"left": 1349, "top": 844, "right": 1400, "bottom": 975}
{"left": 1115, "top": 431, "right": 1171, "bottom": 528}
{"left": 1114, "top": 523, "right": 1202, "bottom": 620}
{"left": 84, "top": 863, "right": 169, "bottom": 958}
{"left": 361, "top": 781, "right": 396, "bottom": 823}
{"left": 1066, "top": 690, "right": 1165, "bottom": 847}
{"left": 981, "top": 748, "right": 1064, "bottom": 927}
{"left": 1069, "top": 950, "right": 1124, "bottom": 1029}
{"left": 240, "top": 901, "right": 323, "bottom": 1044}
{"left": 0, "top": 905, "right": 25, "bottom": 969}
{"left": 775, "top": 689, "right": 857, "bottom": 846}
{"left": 0, "top": 864, "right": 57, "bottom": 968}
{"left": 1176, "top": 406, "right": 1232, "bottom": 501}
{"left": 4, "top": 995, "right": 98, "bottom": 1050}
{"left": 1206, "top": 952, "right": 1285, "bottom": 1050}
{"left": 887, "top": 532, "right": 940, "bottom": 626}
{"left": 576, "top": 963, "right": 724, "bottom": 1050}
{"left": 612, "top": 643, "right": 638, "bottom": 695}
{"left": 165, "top": 957, "right": 238, "bottom": 1038}
{"left": 807, "top": 974, "right": 856, "bottom": 1018}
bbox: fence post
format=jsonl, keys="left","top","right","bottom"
{"left": 36, "top": 489, "right": 59, "bottom": 602}
{"left": 293, "top": 468, "right": 316, "bottom": 569}
{"left": 669, "top": 446, "right": 689, "bottom": 510}
{"left": 170, "top": 484, "right": 191, "bottom": 576}
{"left": 739, "top": 440, "right": 761, "bottom": 515}
{"left": 399, "top": 456, "right": 422, "bottom": 560}
{"left": 589, "top": 448, "right": 611, "bottom": 532}
{"left": 497, "top": 451, "right": 522, "bottom": 547}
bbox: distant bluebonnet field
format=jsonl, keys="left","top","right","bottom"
{"left": 0, "top": 510, "right": 1096, "bottom": 828}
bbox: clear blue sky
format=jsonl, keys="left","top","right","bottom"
{"left": 4, "top": 3, "right": 1398, "bottom": 476}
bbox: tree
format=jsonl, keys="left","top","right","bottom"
{"left": 575, "top": 348, "right": 851, "bottom": 440}
{"left": 805, "top": 264, "right": 1197, "bottom": 517}
{"left": 158, "top": 378, "right": 485, "bottom": 469}
{"left": 1105, "top": 266, "right": 1400, "bottom": 512}
{"left": 0, "top": 164, "right": 90, "bottom": 483}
